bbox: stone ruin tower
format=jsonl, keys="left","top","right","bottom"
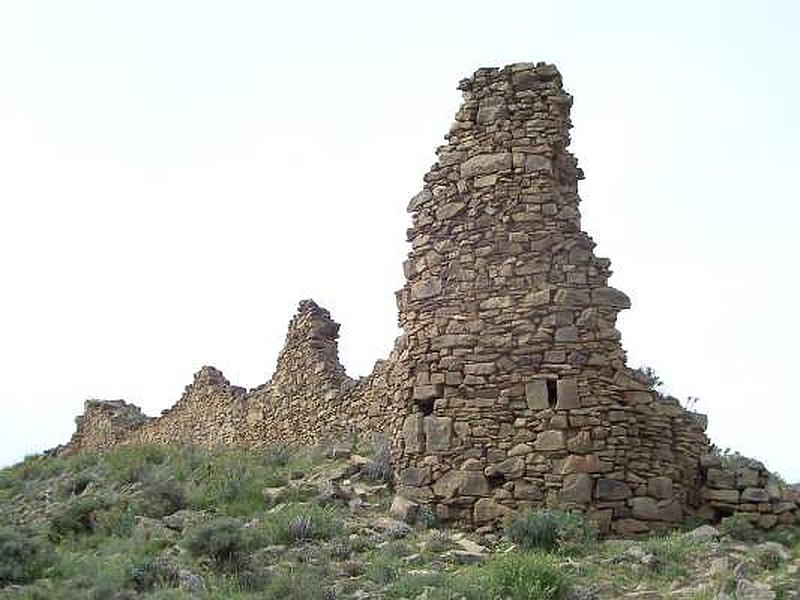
{"left": 390, "top": 63, "right": 709, "bottom": 533}
{"left": 60, "top": 63, "right": 799, "bottom": 534}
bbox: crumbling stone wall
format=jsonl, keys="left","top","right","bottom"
{"left": 60, "top": 62, "right": 798, "bottom": 533}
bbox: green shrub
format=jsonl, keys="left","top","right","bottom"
{"left": 362, "top": 435, "right": 393, "bottom": 483}
{"left": 261, "top": 564, "right": 329, "bottom": 600}
{"left": 102, "top": 445, "right": 169, "bottom": 484}
{"left": 127, "top": 555, "right": 179, "bottom": 591}
{"left": 257, "top": 504, "right": 341, "bottom": 546}
{"left": 719, "top": 513, "right": 757, "bottom": 541}
{"left": 481, "top": 553, "right": 571, "bottom": 600}
{"left": 505, "top": 509, "right": 597, "bottom": 554}
{"left": 61, "top": 472, "right": 96, "bottom": 498}
{"left": 185, "top": 517, "right": 250, "bottom": 570}
{"left": 641, "top": 532, "right": 705, "bottom": 579}
{"left": 138, "top": 478, "right": 187, "bottom": 518}
{"left": 49, "top": 495, "right": 109, "bottom": 539}
{"left": 366, "top": 552, "right": 402, "bottom": 585}
{"left": 0, "top": 527, "right": 53, "bottom": 585}
{"left": 262, "top": 444, "right": 292, "bottom": 469}
{"left": 188, "top": 451, "right": 286, "bottom": 517}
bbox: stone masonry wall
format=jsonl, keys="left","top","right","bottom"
{"left": 59, "top": 63, "right": 798, "bottom": 533}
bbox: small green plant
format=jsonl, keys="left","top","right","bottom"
{"left": 719, "top": 513, "right": 757, "bottom": 541}
{"left": 257, "top": 503, "right": 341, "bottom": 546}
{"left": 289, "top": 514, "right": 314, "bottom": 542}
{"left": 642, "top": 532, "right": 705, "bottom": 580}
{"left": 634, "top": 365, "right": 663, "bottom": 389}
{"left": 127, "top": 555, "right": 180, "bottom": 591}
{"left": 481, "top": 553, "right": 571, "bottom": 600}
{"left": 0, "top": 527, "right": 53, "bottom": 585}
{"left": 104, "top": 445, "right": 168, "bottom": 484}
{"left": 362, "top": 434, "right": 393, "bottom": 483}
{"left": 137, "top": 478, "right": 187, "bottom": 518}
{"left": 366, "top": 552, "right": 402, "bottom": 585}
{"left": 261, "top": 564, "right": 329, "bottom": 600}
{"left": 185, "top": 517, "right": 250, "bottom": 570}
{"left": 505, "top": 509, "right": 597, "bottom": 555}
{"left": 413, "top": 505, "right": 440, "bottom": 530}
{"left": 49, "top": 495, "right": 109, "bottom": 539}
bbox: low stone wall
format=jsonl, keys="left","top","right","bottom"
{"left": 58, "top": 62, "right": 798, "bottom": 534}
{"left": 697, "top": 454, "right": 799, "bottom": 529}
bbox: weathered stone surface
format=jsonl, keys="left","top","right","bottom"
{"left": 706, "top": 468, "right": 734, "bottom": 489}
{"left": 514, "top": 480, "right": 544, "bottom": 500}
{"left": 741, "top": 487, "right": 770, "bottom": 503}
{"left": 525, "top": 380, "right": 550, "bottom": 410}
{"left": 460, "top": 472, "right": 491, "bottom": 496}
{"left": 460, "top": 153, "right": 512, "bottom": 178}
{"left": 702, "top": 488, "right": 740, "bottom": 503}
{"left": 400, "top": 467, "right": 429, "bottom": 487}
{"left": 473, "top": 498, "right": 512, "bottom": 523}
{"left": 403, "top": 415, "right": 424, "bottom": 454}
{"left": 648, "top": 477, "right": 673, "bottom": 500}
{"left": 591, "top": 287, "right": 631, "bottom": 309}
{"left": 433, "top": 470, "right": 465, "bottom": 498}
{"left": 612, "top": 518, "right": 650, "bottom": 536}
{"left": 535, "top": 430, "right": 565, "bottom": 451}
{"left": 424, "top": 416, "right": 453, "bottom": 452}
{"left": 485, "top": 457, "right": 525, "bottom": 479}
{"left": 596, "top": 479, "right": 632, "bottom": 501}
{"left": 411, "top": 278, "right": 442, "bottom": 300}
{"left": 556, "top": 379, "right": 579, "bottom": 409}
{"left": 390, "top": 495, "right": 420, "bottom": 522}
{"left": 560, "top": 474, "right": 592, "bottom": 504}
{"left": 561, "top": 454, "right": 610, "bottom": 474}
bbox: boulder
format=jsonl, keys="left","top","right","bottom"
{"left": 390, "top": 495, "right": 420, "bottom": 523}
{"left": 473, "top": 498, "right": 512, "bottom": 524}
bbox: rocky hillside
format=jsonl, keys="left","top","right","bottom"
{"left": 0, "top": 442, "right": 798, "bottom": 599}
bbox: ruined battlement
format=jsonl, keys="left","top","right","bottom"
{"left": 60, "top": 63, "right": 799, "bottom": 533}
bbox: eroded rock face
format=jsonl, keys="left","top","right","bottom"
{"left": 58, "top": 62, "right": 799, "bottom": 534}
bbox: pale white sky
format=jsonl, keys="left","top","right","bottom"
{"left": 1, "top": 1, "right": 798, "bottom": 481}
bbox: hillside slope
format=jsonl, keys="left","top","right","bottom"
{"left": 1, "top": 442, "right": 798, "bottom": 599}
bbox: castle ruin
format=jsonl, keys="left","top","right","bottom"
{"left": 61, "top": 63, "right": 799, "bottom": 534}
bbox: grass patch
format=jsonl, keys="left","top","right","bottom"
{"left": 0, "top": 526, "right": 53, "bottom": 585}
{"left": 641, "top": 532, "right": 706, "bottom": 580}
{"left": 256, "top": 503, "right": 342, "bottom": 546}
{"left": 505, "top": 509, "right": 597, "bottom": 555}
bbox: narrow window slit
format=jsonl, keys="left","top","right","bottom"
{"left": 546, "top": 379, "right": 558, "bottom": 408}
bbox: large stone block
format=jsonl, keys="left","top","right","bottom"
{"left": 474, "top": 498, "right": 512, "bottom": 524}
{"left": 424, "top": 416, "right": 453, "bottom": 452}
{"left": 556, "top": 379, "right": 579, "bottom": 410}
{"left": 591, "top": 287, "right": 631, "bottom": 309}
{"left": 560, "top": 474, "right": 592, "bottom": 504}
{"left": 460, "top": 153, "right": 512, "bottom": 178}
{"left": 514, "top": 480, "right": 544, "bottom": 500}
{"left": 433, "top": 470, "right": 464, "bottom": 498}
{"left": 411, "top": 277, "right": 442, "bottom": 300}
{"left": 525, "top": 380, "right": 549, "bottom": 409}
{"left": 535, "top": 430, "right": 565, "bottom": 451}
{"left": 741, "top": 487, "right": 770, "bottom": 503}
{"left": 485, "top": 457, "right": 525, "bottom": 479}
{"left": 403, "top": 414, "right": 424, "bottom": 454}
{"left": 596, "top": 478, "right": 632, "bottom": 501}
{"left": 648, "top": 477, "right": 674, "bottom": 500}
{"left": 706, "top": 468, "right": 735, "bottom": 489}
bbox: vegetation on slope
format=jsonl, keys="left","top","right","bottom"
{"left": 0, "top": 442, "right": 798, "bottom": 599}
